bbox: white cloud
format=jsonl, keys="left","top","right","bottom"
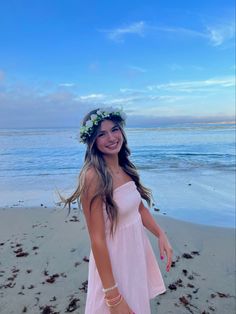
{"left": 155, "top": 26, "right": 205, "bottom": 39}
{"left": 168, "top": 64, "right": 204, "bottom": 72}
{"left": 126, "top": 114, "right": 235, "bottom": 127}
{"left": 105, "top": 93, "right": 185, "bottom": 110}
{"left": 147, "top": 76, "right": 235, "bottom": 93}
{"left": 153, "top": 23, "right": 235, "bottom": 47}
{"left": 0, "top": 74, "right": 234, "bottom": 128}
{"left": 59, "top": 83, "right": 75, "bottom": 87}
{"left": 127, "top": 65, "right": 147, "bottom": 73}
{"left": 79, "top": 94, "right": 106, "bottom": 101}
{"left": 154, "top": 17, "right": 235, "bottom": 47}
{"left": 107, "top": 96, "right": 144, "bottom": 105}
{"left": 120, "top": 88, "right": 146, "bottom": 94}
{"left": 101, "top": 21, "right": 146, "bottom": 42}
{"left": 148, "top": 95, "right": 184, "bottom": 103}
{"left": 206, "top": 22, "right": 235, "bottom": 46}
{"left": 0, "top": 83, "right": 96, "bottom": 128}
{"left": 104, "top": 19, "right": 235, "bottom": 47}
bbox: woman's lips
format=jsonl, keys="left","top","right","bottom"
{"left": 106, "top": 142, "right": 118, "bottom": 149}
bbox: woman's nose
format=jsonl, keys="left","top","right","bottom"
{"left": 107, "top": 132, "right": 115, "bottom": 141}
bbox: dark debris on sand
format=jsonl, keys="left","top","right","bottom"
{"left": 40, "top": 305, "right": 59, "bottom": 314}
{"left": 45, "top": 273, "right": 60, "bottom": 284}
{"left": 69, "top": 215, "right": 79, "bottom": 222}
{"left": 216, "top": 291, "right": 231, "bottom": 298}
{"left": 179, "top": 295, "right": 199, "bottom": 314}
{"left": 182, "top": 253, "right": 193, "bottom": 259}
{"left": 74, "top": 261, "right": 81, "bottom": 267}
{"left": 83, "top": 256, "right": 89, "bottom": 262}
{"left": 43, "top": 270, "right": 49, "bottom": 276}
{"left": 50, "top": 296, "right": 57, "bottom": 302}
{"left": 66, "top": 297, "right": 80, "bottom": 312}
{"left": 169, "top": 279, "right": 184, "bottom": 290}
{"left": 13, "top": 247, "right": 29, "bottom": 257}
{"left": 79, "top": 280, "right": 88, "bottom": 293}
{"left": 171, "top": 255, "right": 180, "bottom": 268}
{"left": 179, "top": 296, "right": 189, "bottom": 306}
{"left": 182, "top": 269, "right": 188, "bottom": 276}
{"left": 166, "top": 248, "right": 234, "bottom": 313}
{"left": 16, "top": 252, "right": 29, "bottom": 257}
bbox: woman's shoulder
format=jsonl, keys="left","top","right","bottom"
{"left": 80, "top": 167, "right": 103, "bottom": 209}
{"left": 84, "top": 166, "right": 98, "bottom": 182}
{"left": 82, "top": 166, "right": 100, "bottom": 193}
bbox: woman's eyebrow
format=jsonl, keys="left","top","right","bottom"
{"left": 99, "top": 125, "right": 118, "bottom": 133}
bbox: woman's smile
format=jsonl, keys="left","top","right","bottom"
{"left": 96, "top": 120, "right": 123, "bottom": 155}
{"left": 106, "top": 141, "right": 119, "bottom": 149}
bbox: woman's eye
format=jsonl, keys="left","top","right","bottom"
{"left": 112, "top": 128, "right": 119, "bottom": 132}
{"left": 98, "top": 133, "right": 105, "bottom": 137}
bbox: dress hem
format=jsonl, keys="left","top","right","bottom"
{"left": 149, "top": 287, "right": 166, "bottom": 299}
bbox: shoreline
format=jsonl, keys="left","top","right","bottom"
{"left": 1, "top": 205, "right": 235, "bottom": 230}
{"left": 0, "top": 207, "right": 235, "bottom": 314}
{"left": 0, "top": 167, "right": 235, "bottom": 229}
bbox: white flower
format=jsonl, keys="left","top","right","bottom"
{"left": 90, "top": 114, "right": 97, "bottom": 121}
{"left": 120, "top": 111, "right": 126, "bottom": 120}
{"left": 85, "top": 120, "right": 93, "bottom": 128}
{"left": 79, "top": 106, "right": 127, "bottom": 144}
{"left": 102, "top": 111, "right": 109, "bottom": 117}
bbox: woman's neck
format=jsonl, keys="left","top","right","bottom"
{"left": 103, "top": 154, "right": 120, "bottom": 172}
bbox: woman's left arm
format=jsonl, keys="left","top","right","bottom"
{"left": 139, "top": 201, "right": 173, "bottom": 272}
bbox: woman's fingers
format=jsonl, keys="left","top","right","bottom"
{"left": 166, "top": 246, "right": 173, "bottom": 272}
{"left": 158, "top": 233, "right": 173, "bottom": 271}
{"left": 159, "top": 240, "right": 165, "bottom": 260}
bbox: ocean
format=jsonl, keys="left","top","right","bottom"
{"left": 0, "top": 123, "right": 235, "bottom": 227}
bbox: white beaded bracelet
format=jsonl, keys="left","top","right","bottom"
{"left": 102, "top": 283, "right": 118, "bottom": 293}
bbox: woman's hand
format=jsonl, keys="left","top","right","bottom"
{"left": 109, "top": 297, "right": 135, "bottom": 314}
{"left": 158, "top": 231, "right": 173, "bottom": 272}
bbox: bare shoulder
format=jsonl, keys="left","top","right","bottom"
{"left": 83, "top": 167, "right": 100, "bottom": 196}
{"left": 81, "top": 167, "right": 103, "bottom": 221}
{"left": 84, "top": 166, "right": 98, "bottom": 181}
{"left": 84, "top": 167, "right": 98, "bottom": 185}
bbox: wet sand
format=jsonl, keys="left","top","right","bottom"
{"left": 0, "top": 207, "right": 235, "bottom": 314}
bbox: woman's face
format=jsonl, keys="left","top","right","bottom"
{"left": 95, "top": 119, "right": 123, "bottom": 155}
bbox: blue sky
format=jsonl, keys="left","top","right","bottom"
{"left": 0, "top": 0, "right": 235, "bottom": 128}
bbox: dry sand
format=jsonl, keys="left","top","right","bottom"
{"left": 0, "top": 206, "right": 235, "bottom": 314}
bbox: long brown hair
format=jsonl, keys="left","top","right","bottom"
{"left": 63, "top": 108, "right": 152, "bottom": 236}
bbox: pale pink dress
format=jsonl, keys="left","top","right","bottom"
{"left": 85, "top": 181, "right": 166, "bottom": 314}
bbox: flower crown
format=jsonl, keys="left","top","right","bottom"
{"left": 79, "top": 107, "right": 127, "bottom": 143}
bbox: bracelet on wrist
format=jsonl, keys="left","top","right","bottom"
{"left": 102, "top": 282, "right": 118, "bottom": 293}
{"left": 106, "top": 295, "right": 123, "bottom": 308}
{"left": 104, "top": 293, "right": 121, "bottom": 302}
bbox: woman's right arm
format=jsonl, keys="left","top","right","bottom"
{"left": 81, "top": 169, "right": 134, "bottom": 313}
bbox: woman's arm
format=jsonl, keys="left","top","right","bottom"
{"left": 139, "top": 201, "right": 173, "bottom": 272}
{"left": 81, "top": 169, "right": 117, "bottom": 293}
{"left": 81, "top": 169, "right": 134, "bottom": 313}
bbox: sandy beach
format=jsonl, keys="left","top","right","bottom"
{"left": 0, "top": 206, "right": 235, "bottom": 314}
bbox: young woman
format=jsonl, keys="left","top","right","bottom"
{"left": 64, "top": 107, "right": 172, "bottom": 314}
